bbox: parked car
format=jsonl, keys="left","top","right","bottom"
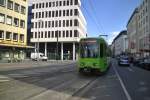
{"left": 138, "top": 57, "right": 150, "bottom": 69}
{"left": 31, "top": 53, "right": 48, "bottom": 61}
{"left": 118, "top": 56, "right": 130, "bottom": 66}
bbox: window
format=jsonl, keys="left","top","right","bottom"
{"left": 14, "top": 18, "right": 19, "bottom": 27}
{"left": 48, "top": 31, "right": 50, "bottom": 38}
{"left": 45, "top": 31, "right": 47, "bottom": 38}
{"left": 56, "top": 10, "right": 58, "bottom": 17}
{"left": 6, "top": 16, "right": 12, "bottom": 25}
{"left": 0, "top": 13, "right": 5, "bottom": 23}
{"left": 59, "top": 20, "right": 61, "bottom": 27}
{"left": 66, "top": 20, "right": 69, "bottom": 27}
{"left": 7, "top": 0, "right": 13, "bottom": 10}
{"left": 55, "top": 31, "right": 58, "bottom": 37}
{"left": 75, "top": 0, "right": 78, "bottom": 5}
{"left": 0, "top": 30, "right": 4, "bottom": 39}
{"left": 36, "top": 12, "right": 38, "bottom": 18}
{"left": 48, "top": 21, "right": 51, "bottom": 27}
{"left": 45, "top": 21, "right": 47, "bottom": 28}
{"left": 52, "top": 31, "right": 54, "bottom": 38}
{"left": 67, "top": 0, "right": 69, "bottom": 6}
{"left": 20, "top": 34, "right": 24, "bottom": 42}
{"left": 52, "top": 21, "right": 54, "bottom": 27}
{"left": 14, "top": 3, "right": 20, "bottom": 12}
{"left": 55, "top": 21, "right": 58, "bottom": 27}
{"left": 70, "top": 9, "right": 73, "bottom": 16}
{"left": 56, "top": 1, "right": 58, "bottom": 6}
{"left": 0, "top": 0, "right": 6, "bottom": 7}
{"left": 67, "top": 10, "right": 69, "bottom": 16}
{"left": 13, "top": 33, "right": 18, "bottom": 41}
{"left": 52, "top": 11, "right": 55, "bottom": 17}
{"left": 63, "top": 10, "right": 65, "bottom": 16}
{"left": 39, "top": 3, "right": 41, "bottom": 8}
{"left": 42, "top": 12, "right": 44, "bottom": 18}
{"left": 35, "top": 32, "right": 37, "bottom": 38}
{"left": 70, "top": 0, "right": 73, "bottom": 5}
{"left": 66, "top": 31, "right": 69, "bottom": 37}
{"left": 41, "top": 32, "right": 43, "bottom": 38}
{"left": 20, "top": 20, "right": 25, "bottom": 28}
{"left": 42, "top": 3, "right": 44, "bottom": 8}
{"left": 36, "top": 3, "right": 38, "bottom": 9}
{"left": 39, "top": 12, "right": 41, "bottom": 18}
{"left": 21, "top": 6, "right": 26, "bottom": 14}
{"left": 63, "top": 1, "right": 66, "bottom": 6}
{"left": 31, "top": 13, "right": 34, "bottom": 18}
{"left": 74, "top": 19, "right": 78, "bottom": 26}
{"left": 46, "top": 11, "right": 48, "bottom": 18}
{"left": 70, "top": 30, "right": 72, "bottom": 37}
{"left": 59, "top": 10, "right": 61, "bottom": 17}
{"left": 100, "top": 43, "right": 104, "bottom": 58}
{"left": 63, "top": 20, "right": 65, "bottom": 27}
{"left": 49, "top": 2, "right": 51, "bottom": 7}
{"left": 6, "top": 32, "right": 11, "bottom": 40}
{"left": 63, "top": 31, "right": 65, "bottom": 37}
{"left": 46, "top": 2, "right": 48, "bottom": 7}
{"left": 74, "top": 9, "right": 78, "bottom": 16}
{"left": 32, "top": 4, "right": 35, "bottom": 9}
{"left": 49, "top": 11, "right": 51, "bottom": 17}
{"left": 59, "top": 1, "right": 62, "bottom": 6}
{"left": 59, "top": 31, "right": 61, "bottom": 37}
{"left": 70, "top": 20, "right": 72, "bottom": 26}
{"left": 52, "top": 2, "right": 55, "bottom": 7}
{"left": 74, "top": 30, "right": 78, "bottom": 37}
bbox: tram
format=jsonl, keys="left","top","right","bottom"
{"left": 78, "top": 37, "right": 110, "bottom": 74}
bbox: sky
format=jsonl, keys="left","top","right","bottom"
{"left": 81, "top": 0, "right": 141, "bottom": 44}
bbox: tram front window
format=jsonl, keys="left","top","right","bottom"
{"left": 80, "top": 41, "right": 98, "bottom": 58}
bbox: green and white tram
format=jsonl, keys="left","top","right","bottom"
{"left": 78, "top": 37, "right": 110, "bottom": 74}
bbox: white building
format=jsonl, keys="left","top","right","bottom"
{"left": 113, "top": 30, "right": 128, "bottom": 56}
{"left": 30, "top": 0, "right": 87, "bottom": 60}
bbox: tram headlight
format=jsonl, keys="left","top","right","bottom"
{"left": 93, "top": 63, "right": 98, "bottom": 66}
{"left": 80, "top": 62, "right": 85, "bottom": 66}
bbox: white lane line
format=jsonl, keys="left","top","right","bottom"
{"left": 113, "top": 66, "right": 132, "bottom": 100}
{"left": 0, "top": 79, "right": 10, "bottom": 82}
{"left": 127, "top": 68, "right": 134, "bottom": 72}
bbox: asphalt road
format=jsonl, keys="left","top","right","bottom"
{"left": 0, "top": 60, "right": 149, "bottom": 100}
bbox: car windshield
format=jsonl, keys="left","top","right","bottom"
{"left": 80, "top": 40, "right": 98, "bottom": 58}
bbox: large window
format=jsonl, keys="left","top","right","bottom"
{"left": 20, "top": 20, "right": 25, "bottom": 28}
{"left": 14, "top": 3, "right": 20, "bottom": 12}
{"left": 6, "top": 31, "right": 11, "bottom": 40}
{"left": 6, "top": 16, "right": 12, "bottom": 25}
{"left": 7, "top": 0, "right": 13, "bottom": 10}
{"left": 74, "top": 19, "right": 79, "bottom": 26}
{"left": 74, "top": 9, "right": 78, "bottom": 16}
{"left": 0, "top": 0, "right": 6, "bottom": 7}
{"left": 14, "top": 18, "right": 19, "bottom": 27}
{"left": 80, "top": 40, "right": 98, "bottom": 58}
{"left": 0, "top": 13, "right": 5, "bottom": 23}
{"left": 13, "top": 33, "right": 18, "bottom": 41}
{"left": 21, "top": 6, "right": 26, "bottom": 14}
{"left": 0, "top": 30, "right": 4, "bottom": 39}
{"left": 20, "top": 34, "right": 24, "bottom": 42}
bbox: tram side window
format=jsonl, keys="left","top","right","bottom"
{"left": 100, "top": 43, "right": 103, "bottom": 58}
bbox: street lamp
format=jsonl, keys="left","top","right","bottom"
{"left": 37, "top": 19, "right": 43, "bottom": 61}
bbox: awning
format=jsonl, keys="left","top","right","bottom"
{"left": 0, "top": 44, "right": 34, "bottom": 49}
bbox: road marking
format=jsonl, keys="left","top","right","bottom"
{"left": 0, "top": 79, "right": 10, "bottom": 82}
{"left": 127, "top": 68, "right": 134, "bottom": 72}
{"left": 113, "top": 66, "right": 132, "bottom": 100}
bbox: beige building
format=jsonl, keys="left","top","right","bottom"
{"left": 127, "top": 0, "right": 150, "bottom": 57}
{"left": 0, "top": 0, "right": 30, "bottom": 62}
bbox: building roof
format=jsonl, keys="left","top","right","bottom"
{"left": 126, "top": 8, "right": 138, "bottom": 26}
{"left": 112, "top": 30, "right": 127, "bottom": 44}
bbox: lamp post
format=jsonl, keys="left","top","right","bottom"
{"left": 56, "top": 31, "right": 59, "bottom": 61}
{"left": 37, "top": 20, "right": 43, "bottom": 61}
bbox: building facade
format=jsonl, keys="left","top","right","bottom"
{"left": 30, "top": 0, "right": 87, "bottom": 60}
{"left": 112, "top": 30, "right": 128, "bottom": 56}
{"left": 127, "top": 0, "right": 150, "bottom": 58}
{"left": 0, "top": 0, "right": 29, "bottom": 62}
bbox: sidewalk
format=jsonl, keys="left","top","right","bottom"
{"left": 0, "top": 60, "right": 76, "bottom": 71}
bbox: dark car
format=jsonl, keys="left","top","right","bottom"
{"left": 138, "top": 57, "right": 150, "bottom": 69}
{"left": 118, "top": 56, "right": 130, "bottom": 66}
